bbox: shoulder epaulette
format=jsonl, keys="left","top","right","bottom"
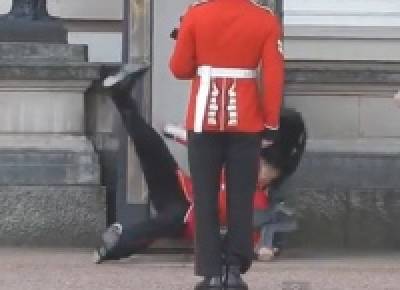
{"left": 250, "top": 0, "right": 274, "bottom": 14}
{"left": 191, "top": 0, "right": 210, "bottom": 7}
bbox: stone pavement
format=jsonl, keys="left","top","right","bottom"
{"left": 1, "top": 248, "right": 400, "bottom": 290}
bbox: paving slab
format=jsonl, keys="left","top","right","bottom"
{"left": 0, "top": 248, "right": 399, "bottom": 290}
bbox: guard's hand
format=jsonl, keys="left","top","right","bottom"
{"left": 170, "top": 16, "right": 184, "bottom": 40}
{"left": 261, "top": 129, "right": 279, "bottom": 148}
{"left": 170, "top": 28, "right": 179, "bottom": 40}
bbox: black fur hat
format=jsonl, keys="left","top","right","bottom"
{"left": 260, "top": 108, "right": 307, "bottom": 188}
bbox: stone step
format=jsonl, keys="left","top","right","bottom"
{"left": 289, "top": 139, "right": 400, "bottom": 189}
{"left": 290, "top": 152, "right": 400, "bottom": 189}
{"left": 0, "top": 42, "right": 87, "bottom": 63}
{"left": 0, "top": 62, "right": 99, "bottom": 81}
{"left": 0, "top": 185, "right": 106, "bottom": 247}
{"left": 283, "top": 187, "right": 400, "bottom": 249}
{"left": 0, "top": 135, "right": 100, "bottom": 185}
{"left": 279, "top": 143, "right": 400, "bottom": 249}
{"left": 0, "top": 150, "right": 100, "bottom": 185}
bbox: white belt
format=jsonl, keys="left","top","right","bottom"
{"left": 194, "top": 66, "right": 257, "bottom": 133}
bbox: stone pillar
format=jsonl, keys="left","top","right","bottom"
{"left": 0, "top": 2, "right": 106, "bottom": 246}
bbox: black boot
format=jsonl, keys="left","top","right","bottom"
{"left": 224, "top": 265, "right": 248, "bottom": 290}
{"left": 195, "top": 276, "right": 223, "bottom": 290}
{"left": 93, "top": 223, "right": 123, "bottom": 264}
{"left": 103, "top": 63, "right": 149, "bottom": 89}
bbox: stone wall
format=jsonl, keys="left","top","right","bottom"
{"left": 0, "top": 40, "right": 106, "bottom": 246}
{"left": 281, "top": 61, "right": 400, "bottom": 249}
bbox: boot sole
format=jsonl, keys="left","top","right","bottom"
{"left": 194, "top": 286, "right": 223, "bottom": 290}
{"left": 92, "top": 249, "right": 103, "bottom": 264}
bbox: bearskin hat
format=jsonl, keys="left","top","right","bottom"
{"left": 260, "top": 108, "right": 307, "bottom": 188}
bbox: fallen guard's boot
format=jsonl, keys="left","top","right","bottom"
{"left": 195, "top": 276, "right": 224, "bottom": 290}
{"left": 224, "top": 265, "right": 248, "bottom": 290}
{"left": 93, "top": 223, "right": 123, "bottom": 264}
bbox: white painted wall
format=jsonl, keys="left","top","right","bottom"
{"left": 49, "top": 0, "right": 123, "bottom": 20}
{"left": 49, "top": 0, "right": 123, "bottom": 63}
{"left": 152, "top": 0, "right": 192, "bottom": 170}
{"left": 0, "top": 0, "right": 123, "bottom": 19}
{"left": 285, "top": 0, "right": 400, "bottom": 26}
{"left": 0, "top": 0, "right": 11, "bottom": 14}
{"left": 68, "top": 32, "right": 122, "bottom": 63}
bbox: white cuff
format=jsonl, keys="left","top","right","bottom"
{"left": 264, "top": 125, "right": 279, "bottom": 130}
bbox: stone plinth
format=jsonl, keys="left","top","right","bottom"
{"left": 0, "top": 186, "right": 105, "bottom": 246}
{"left": 0, "top": 42, "right": 87, "bottom": 62}
{"left": 0, "top": 135, "right": 100, "bottom": 185}
{"left": 280, "top": 61, "right": 400, "bottom": 249}
{"left": 0, "top": 80, "right": 89, "bottom": 133}
{"left": 283, "top": 149, "right": 400, "bottom": 249}
{"left": 0, "top": 42, "right": 105, "bottom": 247}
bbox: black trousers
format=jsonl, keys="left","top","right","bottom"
{"left": 188, "top": 132, "right": 261, "bottom": 276}
{"left": 108, "top": 91, "right": 189, "bottom": 259}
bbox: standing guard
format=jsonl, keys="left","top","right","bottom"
{"left": 170, "top": 0, "right": 284, "bottom": 289}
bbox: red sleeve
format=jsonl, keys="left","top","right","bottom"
{"left": 261, "top": 15, "right": 284, "bottom": 130}
{"left": 176, "top": 169, "right": 193, "bottom": 203}
{"left": 253, "top": 189, "right": 269, "bottom": 210}
{"left": 169, "top": 8, "right": 197, "bottom": 80}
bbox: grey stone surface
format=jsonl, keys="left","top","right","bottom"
{"left": 285, "top": 38, "right": 400, "bottom": 61}
{"left": 0, "top": 109, "right": 104, "bottom": 246}
{"left": 285, "top": 95, "right": 360, "bottom": 139}
{"left": 286, "top": 60, "right": 400, "bottom": 85}
{"left": 286, "top": 25, "right": 400, "bottom": 39}
{"left": 284, "top": 188, "right": 400, "bottom": 249}
{"left": 0, "top": 149, "right": 100, "bottom": 185}
{"left": 287, "top": 151, "right": 400, "bottom": 189}
{"left": 360, "top": 97, "right": 400, "bottom": 137}
{"left": 306, "top": 139, "right": 400, "bottom": 154}
{"left": 284, "top": 85, "right": 400, "bottom": 140}
{"left": 0, "top": 62, "right": 100, "bottom": 80}
{"left": 0, "top": 134, "right": 96, "bottom": 151}
{"left": 285, "top": 189, "right": 348, "bottom": 248}
{"left": 0, "top": 89, "right": 87, "bottom": 133}
{"left": 279, "top": 149, "right": 400, "bottom": 249}
{"left": 0, "top": 186, "right": 106, "bottom": 247}
{"left": 346, "top": 190, "right": 400, "bottom": 248}
{"left": 0, "top": 186, "right": 106, "bottom": 246}
{"left": 1, "top": 248, "right": 400, "bottom": 290}
{"left": 0, "top": 41, "right": 105, "bottom": 247}
{"left": 0, "top": 42, "right": 87, "bottom": 62}
{"left": 0, "top": 19, "right": 67, "bottom": 43}
{"left": 0, "top": 44, "right": 100, "bottom": 134}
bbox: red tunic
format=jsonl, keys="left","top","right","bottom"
{"left": 170, "top": 0, "right": 284, "bottom": 132}
{"left": 176, "top": 169, "right": 268, "bottom": 241}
